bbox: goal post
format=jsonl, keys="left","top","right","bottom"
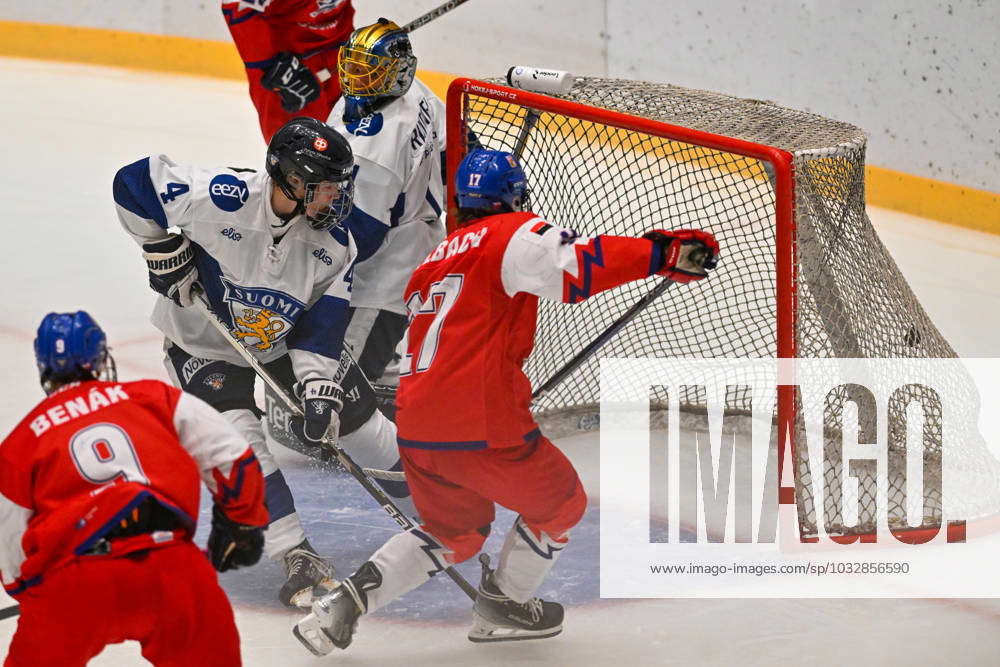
{"left": 443, "top": 76, "right": 996, "bottom": 544}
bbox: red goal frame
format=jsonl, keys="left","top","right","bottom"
{"left": 444, "top": 77, "right": 977, "bottom": 547}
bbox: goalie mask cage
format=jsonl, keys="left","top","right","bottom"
{"left": 445, "top": 77, "right": 999, "bottom": 544}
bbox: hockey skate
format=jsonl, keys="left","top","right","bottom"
{"left": 280, "top": 540, "right": 336, "bottom": 608}
{"left": 293, "top": 561, "right": 381, "bottom": 655}
{"left": 468, "top": 554, "right": 564, "bottom": 643}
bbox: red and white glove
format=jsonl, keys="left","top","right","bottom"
{"left": 644, "top": 229, "right": 719, "bottom": 283}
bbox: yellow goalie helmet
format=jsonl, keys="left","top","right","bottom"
{"left": 338, "top": 18, "right": 417, "bottom": 101}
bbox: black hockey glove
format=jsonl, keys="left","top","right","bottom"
{"left": 289, "top": 379, "right": 343, "bottom": 446}
{"left": 142, "top": 233, "right": 199, "bottom": 307}
{"left": 261, "top": 52, "right": 321, "bottom": 113}
{"left": 207, "top": 504, "right": 264, "bottom": 573}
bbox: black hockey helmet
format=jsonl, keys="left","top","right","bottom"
{"left": 266, "top": 117, "right": 355, "bottom": 230}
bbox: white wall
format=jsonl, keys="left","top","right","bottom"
{"left": 0, "top": 1, "right": 231, "bottom": 41}
{"left": 607, "top": 0, "right": 999, "bottom": 191}
{"left": 1, "top": 0, "right": 996, "bottom": 190}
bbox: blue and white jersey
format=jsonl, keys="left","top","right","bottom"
{"left": 328, "top": 76, "right": 447, "bottom": 315}
{"left": 114, "top": 154, "right": 355, "bottom": 383}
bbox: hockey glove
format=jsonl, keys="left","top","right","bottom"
{"left": 142, "top": 233, "right": 198, "bottom": 307}
{"left": 289, "top": 379, "right": 344, "bottom": 446}
{"left": 261, "top": 52, "right": 321, "bottom": 113}
{"left": 207, "top": 504, "right": 264, "bottom": 572}
{"left": 645, "top": 229, "right": 720, "bottom": 283}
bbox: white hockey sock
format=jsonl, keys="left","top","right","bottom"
{"left": 493, "top": 516, "right": 568, "bottom": 604}
{"left": 224, "top": 409, "right": 278, "bottom": 475}
{"left": 263, "top": 513, "right": 308, "bottom": 560}
{"left": 339, "top": 411, "right": 418, "bottom": 518}
{"left": 364, "top": 528, "right": 451, "bottom": 612}
{"left": 224, "top": 409, "right": 306, "bottom": 559}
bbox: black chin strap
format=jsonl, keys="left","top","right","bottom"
{"left": 273, "top": 202, "right": 302, "bottom": 226}
{"left": 271, "top": 210, "right": 299, "bottom": 239}
{"left": 272, "top": 179, "right": 304, "bottom": 228}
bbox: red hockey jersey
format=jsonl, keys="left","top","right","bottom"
{"left": 395, "top": 212, "right": 663, "bottom": 449}
{"left": 223, "top": 0, "right": 355, "bottom": 140}
{"left": 0, "top": 380, "right": 267, "bottom": 597}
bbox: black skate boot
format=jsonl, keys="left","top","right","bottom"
{"left": 279, "top": 539, "right": 336, "bottom": 608}
{"left": 293, "top": 561, "right": 382, "bottom": 656}
{"left": 468, "top": 554, "right": 564, "bottom": 643}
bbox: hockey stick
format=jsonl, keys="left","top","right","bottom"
{"left": 316, "top": 0, "right": 472, "bottom": 81}
{"left": 511, "top": 107, "right": 541, "bottom": 161}
{"left": 531, "top": 248, "right": 711, "bottom": 403}
{"left": 403, "top": 0, "right": 473, "bottom": 33}
{"left": 531, "top": 278, "right": 678, "bottom": 403}
{"left": 191, "top": 288, "right": 478, "bottom": 601}
{"left": 0, "top": 603, "right": 18, "bottom": 620}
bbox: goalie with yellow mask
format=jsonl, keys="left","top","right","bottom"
{"left": 323, "top": 19, "right": 446, "bottom": 389}
{"left": 338, "top": 18, "right": 419, "bottom": 122}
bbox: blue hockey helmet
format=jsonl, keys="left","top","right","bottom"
{"left": 34, "top": 311, "right": 115, "bottom": 392}
{"left": 454, "top": 149, "right": 529, "bottom": 214}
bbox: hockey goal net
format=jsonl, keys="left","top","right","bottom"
{"left": 445, "top": 76, "right": 1000, "bottom": 543}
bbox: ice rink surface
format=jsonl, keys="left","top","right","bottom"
{"left": 2, "top": 58, "right": 1000, "bottom": 665}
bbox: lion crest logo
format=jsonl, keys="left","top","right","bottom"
{"left": 221, "top": 279, "right": 305, "bottom": 352}
{"left": 232, "top": 308, "right": 286, "bottom": 351}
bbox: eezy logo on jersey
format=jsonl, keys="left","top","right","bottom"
{"left": 347, "top": 113, "right": 384, "bottom": 136}
{"left": 209, "top": 174, "right": 249, "bottom": 212}
{"left": 222, "top": 279, "right": 305, "bottom": 352}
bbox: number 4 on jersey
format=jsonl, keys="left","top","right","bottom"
{"left": 159, "top": 182, "right": 190, "bottom": 204}
{"left": 400, "top": 274, "right": 464, "bottom": 376}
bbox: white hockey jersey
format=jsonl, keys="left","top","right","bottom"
{"left": 328, "top": 76, "right": 447, "bottom": 314}
{"left": 114, "top": 155, "right": 356, "bottom": 383}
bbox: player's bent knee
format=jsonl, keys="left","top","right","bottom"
{"left": 437, "top": 526, "right": 491, "bottom": 565}
{"left": 530, "top": 479, "right": 588, "bottom": 540}
{"left": 223, "top": 408, "right": 277, "bottom": 474}
{"left": 562, "top": 480, "right": 588, "bottom": 528}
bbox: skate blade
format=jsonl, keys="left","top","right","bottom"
{"left": 288, "top": 577, "right": 339, "bottom": 610}
{"left": 293, "top": 615, "right": 334, "bottom": 656}
{"left": 467, "top": 612, "right": 563, "bottom": 643}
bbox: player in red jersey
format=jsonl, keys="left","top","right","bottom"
{"left": 293, "top": 149, "right": 719, "bottom": 654}
{"left": 0, "top": 311, "right": 269, "bottom": 666}
{"left": 223, "top": 0, "right": 355, "bottom": 141}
